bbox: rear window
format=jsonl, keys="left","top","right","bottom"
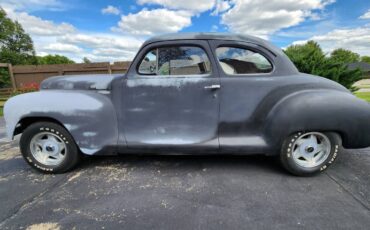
{"left": 216, "top": 47, "right": 273, "bottom": 75}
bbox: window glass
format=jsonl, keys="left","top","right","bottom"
{"left": 138, "top": 46, "right": 211, "bottom": 76}
{"left": 216, "top": 47, "right": 273, "bottom": 75}
{"left": 138, "top": 49, "right": 157, "bottom": 74}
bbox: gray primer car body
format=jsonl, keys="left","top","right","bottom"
{"left": 4, "top": 33, "right": 370, "bottom": 156}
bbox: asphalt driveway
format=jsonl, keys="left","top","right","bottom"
{"left": 0, "top": 118, "right": 369, "bottom": 229}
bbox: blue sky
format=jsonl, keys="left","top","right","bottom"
{"left": 1, "top": 0, "right": 370, "bottom": 62}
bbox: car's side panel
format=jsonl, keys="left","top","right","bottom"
{"left": 4, "top": 90, "right": 118, "bottom": 155}
{"left": 120, "top": 77, "right": 220, "bottom": 152}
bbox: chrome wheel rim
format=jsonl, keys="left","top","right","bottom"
{"left": 292, "top": 132, "right": 331, "bottom": 168}
{"left": 30, "top": 132, "right": 67, "bottom": 166}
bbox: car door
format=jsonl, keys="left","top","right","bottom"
{"left": 208, "top": 40, "right": 278, "bottom": 154}
{"left": 120, "top": 40, "right": 220, "bottom": 152}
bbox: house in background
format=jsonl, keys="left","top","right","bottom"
{"left": 348, "top": 62, "right": 370, "bottom": 79}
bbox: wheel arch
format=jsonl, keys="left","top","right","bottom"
{"left": 14, "top": 116, "right": 67, "bottom": 137}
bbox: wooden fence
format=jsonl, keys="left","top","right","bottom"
{"left": 0, "top": 88, "right": 12, "bottom": 99}
{"left": 0, "top": 62, "right": 131, "bottom": 90}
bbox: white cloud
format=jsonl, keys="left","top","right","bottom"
{"left": 221, "top": 0, "right": 335, "bottom": 38}
{"left": 35, "top": 33, "right": 144, "bottom": 62}
{"left": 137, "top": 0, "right": 215, "bottom": 13}
{"left": 92, "top": 48, "right": 137, "bottom": 59}
{"left": 2, "top": 8, "right": 143, "bottom": 62}
{"left": 59, "top": 34, "right": 143, "bottom": 51}
{"left": 5, "top": 9, "right": 75, "bottom": 36}
{"left": 212, "top": 0, "right": 231, "bottom": 15}
{"left": 42, "top": 43, "right": 83, "bottom": 53}
{"left": 114, "top": 9, "right": 192, "bottom": 35}
{"left": 1, "top": 0, "right": 65, "bottom": 12}
{"left": 292, "top": 25, "right": 370, "bottom": 56}
{"left": 2, "top": 0, "right": 347, "bottom": 62}
{"left": 101, "top": 5, "right": 120, "bottom": 15}
{"left": 359, "top": 10, "right": 370, "bottom": 19}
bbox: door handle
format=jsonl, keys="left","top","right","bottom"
{"left": 204, "top": 84, "right": 221, "bottom": 90}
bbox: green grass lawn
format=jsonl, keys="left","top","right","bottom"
{"left": 355, "top": 92, "right": 370, "bottom": 102}
{"left": 0, "top": 100, "right": 4, "bottom": 116}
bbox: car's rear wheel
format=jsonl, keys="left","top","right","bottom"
{"left": 280, "top": 131, "right": 341, "bottom": 176}
{"left": 20, "top": 122, "right": 80, "bottom": 173}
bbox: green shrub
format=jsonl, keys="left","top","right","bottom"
{"left": 0, "top": 68, "right": 10, "bottom": 88}
{"left": 285, "top": 41, "right": 362, "bottom": 91}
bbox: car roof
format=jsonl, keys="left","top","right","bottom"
{"left": 146, "top": 33, "right": 263, "bottom": 43}
{"left": 144, "top": 33, "right": 282, "bottom": 55}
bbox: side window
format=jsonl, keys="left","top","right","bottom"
{"left": 138, "top": 49, "right": 157, "bottom": 75}
{"left": 138, "top": 46, "right": 211, "bottom": 76}
{"left": 216, "top": 47, "right": 273, "bottom": 75}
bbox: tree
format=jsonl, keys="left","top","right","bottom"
{"left": 37, "top": 54, "right": 75, "bottom": 65}
{"left": 361, "top": 56, "right": 370, "bottom": 64}
{"left": 284, "top": 41, "right": 362, "bottom": 90}
{"left": 0, "top": 8, "right": 37, "bottom": 65}
{"left": 330, "top": 48, "right": 360, "bottom": 64}
{"left": 284, "top": 41, "right": 325, "bottom": 75}
{"left": 83, "top": 57, "right": 91, "bottom": 63}
{"left": 0, "top": 7, "right": 37, "bottom": 87}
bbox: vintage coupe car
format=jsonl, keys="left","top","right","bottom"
{"left": 4, "top": 33, "right": 370, "bottom": 176}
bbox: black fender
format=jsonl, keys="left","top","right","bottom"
{"left": 264, "top": 89, "right": 370, "bottom": 150}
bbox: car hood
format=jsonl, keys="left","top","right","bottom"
{"left": 40, "top": 74, "right": 124, "bottom": 90}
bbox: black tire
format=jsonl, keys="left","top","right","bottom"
{"left": 20, "top": 122, "right": 80, "bottom": 173}
{"left": 280, "top": 132, "right": 341, "bottom": 176}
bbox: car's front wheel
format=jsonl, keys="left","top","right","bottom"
{"left": 20, "top": 121, "right": 80, "bottom": 173}
{"left": 280, "top": 131, "right": 341, "bottom": 176}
